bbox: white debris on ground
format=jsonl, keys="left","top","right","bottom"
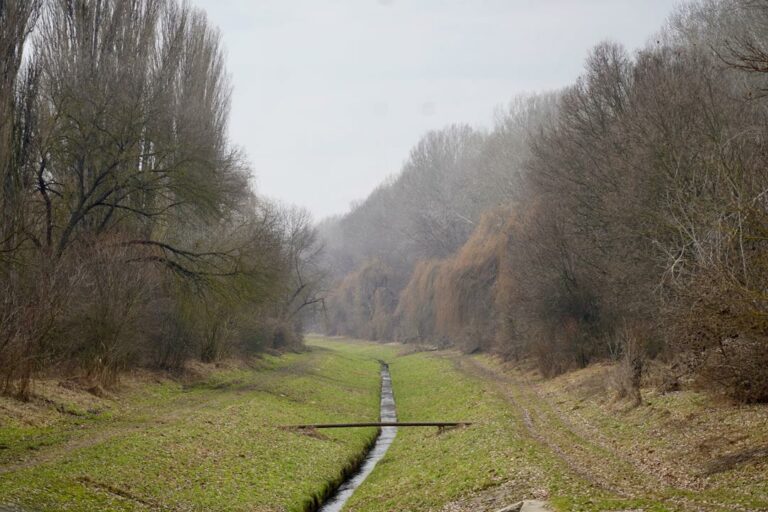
{"left": 495, "top": 500, "right": 551, "bottom": 512}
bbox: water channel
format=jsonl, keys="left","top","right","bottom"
{"left": 317, "top": 363, "right": 397, "bottom": 512}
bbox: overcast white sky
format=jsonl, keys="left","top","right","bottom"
{"left": 191, "top": 0, "right": 681, "bottom": 220}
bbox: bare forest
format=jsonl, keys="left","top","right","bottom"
{"left": 321, "top": 0, "right": 768, "bottom": 404}
{"left": 5, "top": 1, "right": 768, "bottom": 510}
{"left": 3, "top": 0, "right": 765, "bottom": 404}
{"left": 0, "top": 0, "right": 325, "bottom": 399}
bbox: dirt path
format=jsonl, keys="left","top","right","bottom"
{"left": 447, "top": 354, "right": 758, "bottom": 512}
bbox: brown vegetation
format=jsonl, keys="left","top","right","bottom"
{"left": 322, "top": 0, "right": 768, "bottom": 403}
{"left": 396, "top": 209, "right": 510, "bottom": 353}
{"left": 325, "top": 259, "right": 397, "bottom": 341}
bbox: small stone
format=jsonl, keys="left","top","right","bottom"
{"left": 521, "top": 501, "right": 551, "bottom": 511}
{"left": 495, "top": 501, "right": 551, "bottom": 512}
{"left": 495, "top": 503, "right": 524, "bottom": 512}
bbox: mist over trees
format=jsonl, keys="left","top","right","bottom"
{"left": 4, "top": 0, "right": 768, "bottom": 406}
{"left": 322, "top": 0, "right": 768, "bottom": 403}
{"left": 0, "top": 0, "right": 323, "bottom": 399}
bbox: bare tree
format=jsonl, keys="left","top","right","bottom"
{"left": 0, "top": 0, "right": 42, "bottom": 260}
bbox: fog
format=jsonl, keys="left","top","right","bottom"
{"left": 3, "top": 2, "right": 768, "bottom": 509}
{"left": 192, "top": 0, "right": 679, "bottom": 218}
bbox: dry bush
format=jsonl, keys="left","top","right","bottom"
{"left": 394, "top": 202, "right": 612, "bottom": 368}
{"left": 325, "top": 259, "right": 397, "bottom": 340}
{"left": 62, "top": 241, "right": 157, "bottom": 385}
{"left": 0, "top": 255, "right": 79, "bottom": 399}
{"left": 638, "top": 358, "right": 682, "bottom": 394}
{"left": 369, "top": 286, "right": 397, "bottom": 340}
{"left": 138, "top": 277, "right": 212, "bottom": 371}
{"left": 531, "top": 339, "right": 571, "bottom": 379}
{"left": 197, "top": 308, "right": 235, "bottom": 363}
{"left": 147, "top": 287, "right": 235, "bottom": 369}
{"left": 697, "top": 338, "right": 768, "bottom": 403}
{"left": 236, "top": 317, "right": 302, "bottom": 353}
{"left": 395, "top": 260, "right": 441, "bottom": 342}
{"left": 495, "top": 199, "right": 613, "bottom": 376}
{"left": 609, "top": 326, "right": 644, "bottom": 405}
{"left": 394, "top": 209, "right": 510, "bottom": 352}
{"left": 672, "top": 261, "right": 768, "bottom": 403}
{"left": 493, "top": 231, "right": 522, "bottom": 361}
{"left": 432, "top": 210, "right": 506, "bottom": 353}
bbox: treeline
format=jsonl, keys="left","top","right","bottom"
{"left": 322, "top": 0, "right": 768, "bottom": 403}
{"left": 0, "top": 0, "right": 323, "bottom": 399}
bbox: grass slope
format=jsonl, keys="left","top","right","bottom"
{"left": 343, "top": 348, "right": 768, "bottom": 512}
{"left": 343, "top": 350, "right": 613, "bottom": 512}
{"left": 4, "top": 339, "right": 764, "bottom": 512}
{"left": 0, "top": 339, "right": 398, "bottom": 511}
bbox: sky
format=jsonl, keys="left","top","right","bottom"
{"left": 191, "top": 0, "right": 681, "bottom": 220}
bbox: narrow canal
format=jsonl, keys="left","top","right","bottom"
{"left": 318, "top": 363, "right": 397, "bottom": 511}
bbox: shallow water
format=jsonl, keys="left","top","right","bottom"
{"left": 318, "top": 363, "right": 397, "bottom": 512}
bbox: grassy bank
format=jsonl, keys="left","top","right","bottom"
{"left": 3, "top": 338, "right": 765, "bottom": 511}
{"left": 525, "top": 361, "right": 768, "bottom": 511}
{"left": 343, "top": 349, "right": 768, "bottom": 512}
{"left": 0, "top": 339, "right": 397, "bottom": 511}
{"left": 343, "top": 349, "right": 613, "bottom": 512}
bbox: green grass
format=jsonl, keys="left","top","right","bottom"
{"left": 338, "top": 349, "right": 767, "bottom": 512}
{"left": 343, "top": 351, "right": 680, "bottom": 512}
{"left": 528, "top": 363, "right": 768, "bottom": 511}
{"left": 0, "top": 339, "right": 398, "bottom": 511}
{"left": 4, "top": 339, "right": 763, "bottom": 511}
